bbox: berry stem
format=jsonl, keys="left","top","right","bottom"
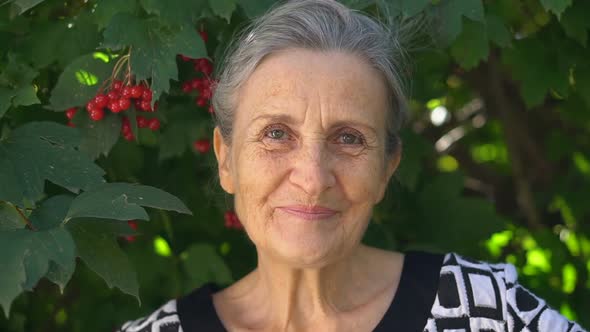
{"left": 15, "top": 205, "right": 37, "bottom": 231}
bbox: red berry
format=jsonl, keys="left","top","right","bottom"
{"left": 208, "top": 105, "right": 214, "bottom": 114}
{"left": 180, "top": 55, "right": 192, "bottom": 62}
{"left": 67, "top": 121, "right": 76, "bottom": 128}
{"left": 140, "top": 100, "right": 152, "bottom": 112}
{"left": 196, "top": 96, "right": 207, "bottom": 107}
{"left": 65, "top": 107, "right": 77, "bottom": 119}
{"left": 191, "top": 78, "right": 203, "bottom": 90}
{"left": 119, "top": 98, "right": 131, "bottom": 111}
{"left": 224, "top": 210, "right": 243, "bottom": 230}
{"left": 134, "top": 99, "right": 142, "bottom": 110}
{"left": 130, "top": 85, "right": 143, "bottom": 98}
{"left": 112, "top": 80, "right": 123, "bottom": 91}
{"left": 121, "top": 122, "right": 131, "bottom": 135}
{"left": 199, "top": 30, "right": 208, "bottom": 43}
{"left": 123, "top": 132, "right": 135, "bottom": 141}
{"left": 86, "top": 100, "right": 97, "bottom": 112}
{"left": 196, "top": 58, "right": 209, "bottom": 68}
{"left": 108, "top": 100, "right": 122, "bottom": 113}
{"left": 94, "top": 94, "right": 109, "bottom": 108}
{"left": 136, "top": 116, "right": 148, "bottom": 128}
{"left": 147, "top": 118, "right": 160, "bottom": 131}
{"left": 201, "top": 87, "right": 212, "bottom": 99}
{"left": 122, "top": 116, "right": 130, "bottom": 126}
{"left": 141, "top": 89, "right": 153, "bottom": 101}
{"left": 201, "top": 61, "right": 213, "bottom": 76}
{"left": 89, "top": 108, "right": 104, "bottom": 121}
{"left": 121, "top": 86, "right": 133, "bottom": 99}
{"left": 127, "top": 220, "right": 138, "bottom": 230}
{"left": 107, "top": 91, "right": 120, "bottom": 101}
{"left": 193, "top": 139, "right": 211, "bottom": 154}
{"left": 182, "top": 81, "right": 192, "bottom": 93}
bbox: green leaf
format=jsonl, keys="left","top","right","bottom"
{"left": 395, "top": 130, "right": 432, "bottom": 190}
{"left": 450, "top": 19, "right": 489, "bottom": 69}
{"left": 0, "top": 88, "right": 16, "bottom": 120}
{"left": 486, "top": 13, "right": 512, "bottom": 48}
{"left": 502, "top": 37, "right": 569, "bottom": 107}
{"left": 92, "top": 0, "right": 139, "bottom": 30}
{"left": 237, "top": 0, "right": 275, "bottom": 18}
{"left": 9, "top": 0, "right": 45, "bottom": 14}
{"left": 66, "top": 220, "right": 139, "bottom": 303}
{"left": 0, "top": 54, "right": 37, "bottom": 88}
{"left": 103, "top": 14, "right": 208, "bottom": 103}
{"left": 0, "top": 202, "right": 23, "bottom": 231}
{"left": 73, "top": 112, "right": 122, "bottom": 159}
{"left": 66, "top": 182, "right": 192, "bottom": 221}
{"left": 45, "top": 261, "right": 75, "bottom": 294}
{"left": 11, "top": 85, "right": 39, "bottom": 107}
{"left": 0, "top": 227, "right": 75, "bottom": 317}
{"left": 21, "top": 16, "right": 100, "bottom": 68}
{"left": 540, "top": 0, "right": 572, "bottom": 18}
{"left": 574, "top": 64, "right": 590, "bottom": 108}
{"left": 561, "top": 0, "right": 590, "bottom": 47}
{"left": 182, "top": 243, "right": 233, "bottom": 288}
{"left": 0, "top": 122, "right": 105, "bottom": 206}
{"left": 29, "top": 195, "right": 74, "bottom": 231}
{"left": 432, "top": 0, "right": 485, "bottom": 45}
{"left": 208, "top": 0, "right": 236, "bottom": 22}
{"left": 377, "top": 0, "right": 430, "bottom": 17}
{"left": 49, "top": 53, "right": 113, "bottom": 110}
{"left": 139, "top": 0, "right": 206, "bottom": 25}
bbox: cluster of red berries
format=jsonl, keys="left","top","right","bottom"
{"left": 85, "top": 80, "right": 156, "bottom": 121}
{"left": 180, "top": 58, "right": 215, "bottom": 113}
{"left": 224, "top": 210, "right": 243, "bottom": 230}
{"left": 64, "top": 80, "right": 162, "bottom": 141}
{"left": 193, "top": 138, "right": 211, "bottom": 154}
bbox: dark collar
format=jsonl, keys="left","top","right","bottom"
{"left": 177, "top": 250, "right": 444, "bottom": 332}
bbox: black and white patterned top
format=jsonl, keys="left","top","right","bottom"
{"left": 116, "top": 251, "right": 587, "bottom": 332}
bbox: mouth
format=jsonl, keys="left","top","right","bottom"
{"left": 276, "top": 205, "right": 338, "bottom": 221}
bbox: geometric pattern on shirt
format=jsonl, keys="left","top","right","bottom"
{"left": 116, "top": 299, "right": 183, "bottom": 332}
{"left": 425, "top": 253, "right": 587, "bottom": 332}
{"left": 114, "top": 252, "right": 588, "bottom": 332}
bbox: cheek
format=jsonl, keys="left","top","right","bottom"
{"left": 335, "top": 154, "right": 386, "bottom": 205}
{"left": 232, "top": 147, "right": 290, "bottom": 222}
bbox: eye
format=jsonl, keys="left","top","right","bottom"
{"left": 266, "top": 128, "right": 286, "bottom": 140}
{"left": 261, "top": 124, "right": 292, "bottom": 143}
{"left": 336, "top": 131, "right": 364, "bottom": 145}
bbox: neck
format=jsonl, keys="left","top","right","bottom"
{"left": 221, "top": 244, "right": 401, "bottom": 331}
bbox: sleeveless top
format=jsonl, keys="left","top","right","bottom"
{"left": 116, "top": 251, "right": 587, "bottom": 332}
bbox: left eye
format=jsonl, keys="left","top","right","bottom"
{"left": 337, "top": 132, "right": 363, "bottom": 145}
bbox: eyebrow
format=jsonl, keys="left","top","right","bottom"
{"left": 249, "top": 113, "right": 378, "bottom": 136}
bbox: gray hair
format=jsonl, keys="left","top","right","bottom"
{"left": 211, "top": 0, "right": 409, "bottom": 155}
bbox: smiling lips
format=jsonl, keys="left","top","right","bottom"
{"left": 277, "top": 205, "right": 338, "bottom": 221}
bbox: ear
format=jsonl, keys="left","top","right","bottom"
{"left": 213, "top": 127, "right": 235, "bottom": 194}
{"left": 375, "top": 143, "right": 402, "bottom": 204}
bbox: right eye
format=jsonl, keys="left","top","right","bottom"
{"left": 262, "top": 124, "right": 291, "bottom": 142}
{"left": 266, "top": 128, "right": 286, "bottom": 140}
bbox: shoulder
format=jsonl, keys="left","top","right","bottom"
{"left": 426, "top": 252, "right": 586, "bottom": 332}
{"left": 115, "top": 299, "right": 183, "bottom": 332}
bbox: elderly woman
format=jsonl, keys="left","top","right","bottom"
{"left": 118, "top": 1, "right": 586, "bottom": 331}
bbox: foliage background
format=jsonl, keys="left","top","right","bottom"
{"left": 1, "top": 0, "right": 589, "bottom": 331}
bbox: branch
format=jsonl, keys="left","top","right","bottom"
{"left": 461, "top": 54, "right": 544, "bottom": 230}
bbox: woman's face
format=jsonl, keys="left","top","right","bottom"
{"left": 214, "top": 48, "right": 400, "bottom": 268}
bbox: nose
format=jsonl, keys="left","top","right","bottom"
{"left": 288, "top": 141, "right": 336, "bottom": 197}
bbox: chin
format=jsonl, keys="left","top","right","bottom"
{"left": 267, "top": 234, "right": 351, "bottom": 269}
